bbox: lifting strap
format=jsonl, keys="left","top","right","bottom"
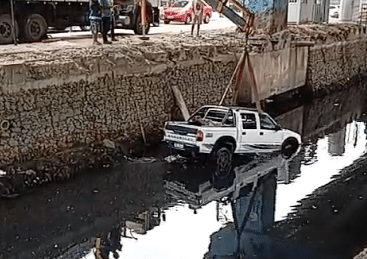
{"left": 219, "top": 50, "right": 262, "bottom": 113}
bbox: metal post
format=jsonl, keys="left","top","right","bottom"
{"left": 140, "top": 0, "right": 149, "bottom": 40}
{"left": 142, "top": 0, "right": 146, "bottom": 35}
{"left": 9, "top": 0, "right": 17, "bottom": 45}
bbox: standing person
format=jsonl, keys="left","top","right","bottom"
{"left": 89, "top": 0, "right": 102, "bottom": 45}
{"left": 191, "top": 0, "right": 203, "bottom": 37}
{"left": 99, "top": 0, "right": 112, "bottom": 44}
{"left": 110, "top": 4, "right": 118, "bottom": 41}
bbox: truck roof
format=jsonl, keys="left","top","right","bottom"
{"left": 200, "top": 105, "right": 259, "bottom": 112}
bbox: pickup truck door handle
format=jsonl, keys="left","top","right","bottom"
{"left": 259, "top": 132, "right": 264, "bottom": 135}
{"left": 242, "top": 132, "right": 246, "bottom": 135}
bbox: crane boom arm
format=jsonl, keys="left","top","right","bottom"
{"left": 203, "top": 0, "right": 254, "bottom": 33}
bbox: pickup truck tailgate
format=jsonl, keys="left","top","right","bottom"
{"left": 164, "top": 124, "right": 198, "bottom": 143}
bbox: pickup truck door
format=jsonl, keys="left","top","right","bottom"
{"left": 238, "top": 112, "right": 259, "bottom": 152}
{"left": 257, "top": 113, "right": 283, "bottom": 150}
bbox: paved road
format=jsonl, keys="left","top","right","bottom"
{"left": 0, "top": 12, "right": 235, "bottom": 54}
{"left": 47, "top": 12, "right": 235, "bottom": 40}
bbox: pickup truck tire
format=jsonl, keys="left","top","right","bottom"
{"left": 214, "top": 146, "right": 232, "bottom": 178}
{"left": 24, "top": 14, "right": 47, "bottom": 42}
{"left": 0, "top": 14, "right": 18, "bottom": 44}
{"left": 281, "top": 138, "right": 299, "bottom": 159}
{"left": 164, "top": 20, "right": 170, "bottom": 24}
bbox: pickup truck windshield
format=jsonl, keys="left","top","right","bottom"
{"left": 260, "top": 114, "right": 278, "bottom": 130}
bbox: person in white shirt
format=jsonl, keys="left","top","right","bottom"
{"left": 191, "top": 0, "right": 203, "bottom": 36}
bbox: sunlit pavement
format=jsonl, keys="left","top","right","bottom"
{"left": 48, "top": 12, "right": 235, "bottom": 39}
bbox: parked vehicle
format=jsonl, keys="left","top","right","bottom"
{"left": 329, "top": 5, "right": 340, "bottom": 19}
{"left": 0, "top": 0, "right": 91, "bottom": 44}
{"left": 163, "top": 0, "right": 212, "bottom": 24}
{"left": 113, "top": 0, "right": 158, "bottom": 34}
{"left": 163, "top": 105, "right": 301, "bottom": 163}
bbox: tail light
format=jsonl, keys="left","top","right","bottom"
{"left": 196, "top": 130, "right": 204, "bottom": 142}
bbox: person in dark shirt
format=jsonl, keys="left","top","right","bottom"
{"left": 99, "top": 0, "right": 113, "bottom": 44}
{"left": 90, "top": 0, "right": 102, "bottom": 45}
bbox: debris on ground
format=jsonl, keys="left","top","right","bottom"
{"left": 164, "top": 155, "right": 187, "bottom": 163}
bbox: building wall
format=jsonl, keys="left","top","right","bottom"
{"left": 288, "top": 0, "right": 329, "bottom": 23}
{"left": 288, "top": 2, "right": 300, "bottom": 23}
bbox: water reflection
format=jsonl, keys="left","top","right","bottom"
{"left": 205, "top": 169, "right": 277, "bottom": 259}
{"left": 328, "top": 127, "right": 346, "bottom": 156}
{"left": 0, "top": 162, "right": 168, "bottom": 259}
{"left": 276, "top": 121, "right": 367, "bottom": 220}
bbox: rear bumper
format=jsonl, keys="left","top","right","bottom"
{"left": 165, "top": 140, "right": 200, "bottom": 156}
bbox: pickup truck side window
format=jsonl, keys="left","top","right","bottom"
{"left": 241, "top": 113, "right": 256, "bottom": 129}
{"left": 260, "top": 114, "right": 277, "bottom": 130}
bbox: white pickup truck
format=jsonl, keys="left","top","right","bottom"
{"left": 163, "top": 105, "right": 301, "bottom": 163}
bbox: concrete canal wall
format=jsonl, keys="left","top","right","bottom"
{"left": 0, "top": 28, "right": 366, "bottom": 165}
{"left": 307, "top": 37, "right": 367, "bottom": 92}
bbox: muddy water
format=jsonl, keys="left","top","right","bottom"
{"left": 1, "top": 85, "right": 367, "bottom": 259}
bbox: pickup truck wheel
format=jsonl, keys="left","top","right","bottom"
{"left": 23, "top": 14, "right": 47, "bottom": 42}
{"left": 0, "top": 14, "right": 18, "bottom": 44}
{"left": 281, "top": 138, "right": 299, "bottom": 159}
{"left": 215, "top": 147, "right": 232, "bottom": 178}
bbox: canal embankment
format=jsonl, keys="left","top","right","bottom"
{"left": 0, "top": 24, "right": 367, "bottom": 196}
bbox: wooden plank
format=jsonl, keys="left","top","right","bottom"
{"left": 171, "top": 85, "right": 190, "bottom": 121}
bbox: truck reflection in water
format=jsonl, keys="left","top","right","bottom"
{"left": 164, "top": 151, "right": 303, "bottom": 259}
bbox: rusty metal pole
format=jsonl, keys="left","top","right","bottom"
{"left": 141, "top": 0, "right": 146, "bottom": 35}
{"left": 9, "top": 0, "right": 17, "bottom": 45}
{"left": 140, "top": 0, "right": 149, "bottom": 40}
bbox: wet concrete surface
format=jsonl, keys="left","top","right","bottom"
{"left": 2, "top": 81, "right": 367, "bottom": 259}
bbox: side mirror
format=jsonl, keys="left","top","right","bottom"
{"left": 275, "top": 124, "right": 282, "bottom": 131}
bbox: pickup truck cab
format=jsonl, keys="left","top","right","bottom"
{"left": 163, "top": 105, "right": 301, "bottom": 161}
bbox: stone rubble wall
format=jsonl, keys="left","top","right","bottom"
{"left": 307, "top": 39, "right": 367, "bottom": 91}
{"left": 0, "top": 45, "right": 236, "bottom": 165}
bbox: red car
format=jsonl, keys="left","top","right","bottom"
{"left": 163, "top": 0, "right": 213, "bottom": 24}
